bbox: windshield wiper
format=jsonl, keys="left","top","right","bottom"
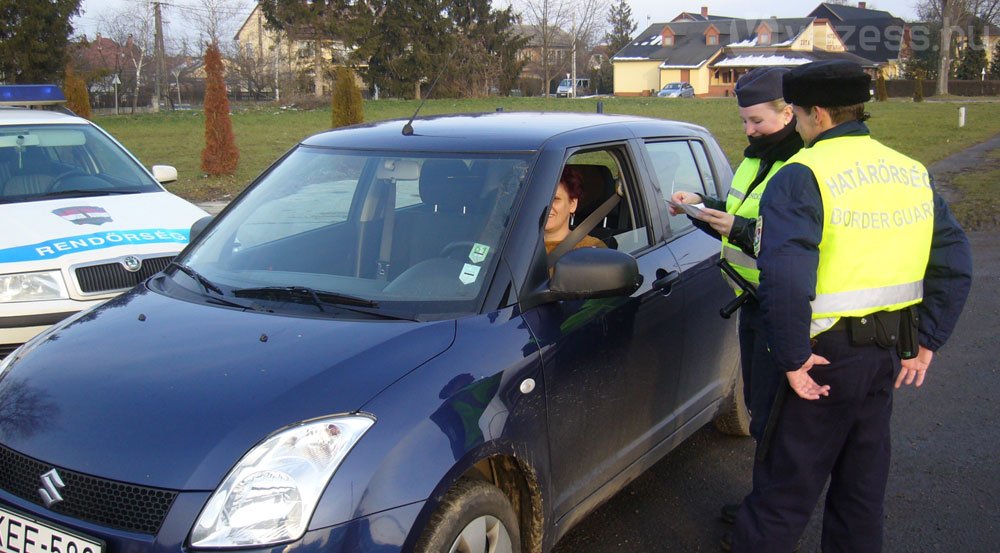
{"left": 233, "top": 286, "right": 378, "bottom": 310}
{"left": 168, "top": 261, "right": 225, "bottom": 296}
{"left": 40, "top": 189, "right": 138, "bottom": 199}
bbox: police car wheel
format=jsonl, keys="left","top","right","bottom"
{"left": 714, "top": 359, "right": 751, "bottom": 436}
{"left": 415, "top": 478, "right": 520, "bottom": 553}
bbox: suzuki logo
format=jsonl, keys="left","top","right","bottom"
{"left": 38, "top": 469, "right": 65, "bottom": 507}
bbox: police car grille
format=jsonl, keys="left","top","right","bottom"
{"left": 75, "top": 256, "right": 174, "bottom": 294}
{"left": 0, "top": 443, "right": 177, "bottom": 535}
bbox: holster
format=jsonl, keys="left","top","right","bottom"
{"left": 846, "top": 308, "right": 920, "bottom": 359}
{"left": 897, "top": 306, "right": 920, "bottom": 359}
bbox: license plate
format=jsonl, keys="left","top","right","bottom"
{"left": 0, "top": 505, "right": 103, "bottom": 553}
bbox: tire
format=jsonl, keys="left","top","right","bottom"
{"left": 714, "top": 361, "right": 751, "bottom": 436}
{"left": 415, "top": 478, "right": 521, "bottom": 553}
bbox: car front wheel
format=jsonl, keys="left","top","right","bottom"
{"left": 415, "top": 478, "right": 520, "bottom": 553}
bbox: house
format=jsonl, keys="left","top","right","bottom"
{"left": 233, "top": 3, "right": 360, "bottom": 98}
{"left": 612, "top": 13, "right": 875, "bottom": 97}
{"left": 514, "top": 24, "right": 575, "bottom": 94}
{"left": 671, "top": 6, "right": 734, "bottom": 23}
{"left": 808, "top": 2, "right": 909, "bottom": 78}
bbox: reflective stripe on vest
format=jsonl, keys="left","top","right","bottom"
{"left": 785, "top": 135, "right": 933, "bottom": 337}
{"left": 720, "top": 157, "right": 784, "bottom": 291}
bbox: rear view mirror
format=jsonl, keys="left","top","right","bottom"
{"left": 190, "top": 215, "right": 214, "bottom": 242}
{"left": 151, "top": 165, "right": 178, "bottom": 184}
{"left": 523, "top": 248, "right": 642, "bottom": 310}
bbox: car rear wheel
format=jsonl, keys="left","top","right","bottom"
{"left": 415, "top": 478, "right": 520, "bottom": 553}
{"left": 714, "top": 360, "right": 751, "bottom": 436}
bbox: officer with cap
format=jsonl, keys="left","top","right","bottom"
{"left": 729, "top": 60, "right": 973, "bottom": 552}
{"left": 670, "top": 66, "right": 804, "bottom": 525}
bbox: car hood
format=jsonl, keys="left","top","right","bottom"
{"left": 0, "top": 192, "right": 205, "bottom": 269}
{"left": 0, "top": 285, "right": 455, "bottom": 491}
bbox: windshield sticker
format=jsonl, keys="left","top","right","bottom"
{"left": 0, "top": 228, "right": 190, "bottom": 263}
{"left": 52, "top": 206, "right": 112, "bottom": 226}
{"left": 460, "top": 263, "right": 481, "bottom": 284}
{"left": 469, "top": 243, "right": 490, "bottom": 264}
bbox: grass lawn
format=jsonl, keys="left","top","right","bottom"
{"left": 948, "top": 148, "right": 1000, "bottom": 231}
{"left": 94, "top": 97, "right": 1000, "bottom": 204}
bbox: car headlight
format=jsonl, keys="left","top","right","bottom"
{"left": 190, "top": 415, "right": 375, "bottom": 549}
{"left": 0, "top": 271, "right": 68, "bottom": 302}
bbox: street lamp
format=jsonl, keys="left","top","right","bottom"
{"left": 112, "top": 74, "right": 121, "bottom": 115}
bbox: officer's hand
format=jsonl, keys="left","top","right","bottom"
{"left": 786, "top": 354, "right": 831, "bottom": 400}
{"left": 895, "top": 345, "right": 933, "bottom": 388}
{"left": 698, "top": 208, "right": 735, "bottom": 237}
{"left": 668, "top": 191, "right": 700, "bottom": 215}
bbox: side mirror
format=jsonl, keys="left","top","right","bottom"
{"left": 523, "top": 248, "right": 642, "bottom": 309}
{"left": 151, "top": 165, "right": 178, "bottom": 184}
{"left": 190, "top": 215, "right": 214, "bottom": 243}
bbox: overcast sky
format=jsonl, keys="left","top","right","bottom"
{"left": 72, "top": 0, "right": 923, "bottom": 44}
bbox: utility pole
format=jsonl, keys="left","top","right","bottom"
{"left": 153, "top": 1, "right": 165, "bottom": 112}
{"left": 571, "top": 15, "right": 577, "bottom": 98}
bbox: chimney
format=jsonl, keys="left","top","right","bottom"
{"left": 858, "top": 2, "right": 867, "bottom": 8}
{"left": 701, "top": 6, "right": 709, "bottom": 18}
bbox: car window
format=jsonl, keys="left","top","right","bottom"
{"left": 562, "top": 148, "right": 650, "bottom": 255}
{"left": 184, "top": 147, "right": 531, "bottom": 317}
{"left": 645, "top": 140, "right": 708, "bottom": 235}
{"left": 0, "top": 124, "right": 160, "bottom": 203}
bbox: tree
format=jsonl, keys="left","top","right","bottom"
{"left": 260, "top": 0, "right": 354, "bottom": 97}
{"left": 176, "top": 0, "right": 250, "bottom": 49}
{"left": 595, "top": 0, "right": 636, "bottom": 94}
{"left": 201, "top": 43, "right": 239, "bottom": 176}
{"left": 100, "top": 3, "right": 155, "bottom": 113}
{"left": 990, "top": 39, "right": 1000, "bottom": 77}
{"left": 955, "top": 15, "right": 988, "bottom": 79}
{"left": 438, "top": 0, "right": 528, "bottom": 97}
{"left": 63, "top": 65, "right": 92, "bottom": 118}
{"left": 0, "top": 0, "right": 81, "bottom": 83}
{"left": 875, "top": 70, "right": 889, "bottom": 101}
{"left": 331, "top": 66, "right": 363, "bottom": 127}
{"left": 517, "top": 0, "right": 575, "bottom": 97}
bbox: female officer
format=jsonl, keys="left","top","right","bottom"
{"left": 668, "top": 67, "right": 803, "bottom": 528}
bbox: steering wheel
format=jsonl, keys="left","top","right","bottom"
{"left": 49, "top": 169, "right": 90, "bottom": 191}
{"left": 439, "top": 240, "right": 477, "bottom": 260}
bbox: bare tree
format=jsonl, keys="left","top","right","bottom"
{"left": 174, "top": 0, "right": 253, "bottom": 49}
{"left": 918, "top": 0, "right": 1000, "bottom": 94}
{"left": 517, "top": 0, "right": 574, "bottom": 96}
{"left": 100, "top": 2, "right": 155, "bottom": 112}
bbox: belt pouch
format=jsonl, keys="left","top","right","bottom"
{"left": 847, "top": 316, "right": 877, "bottom": 346}
{"left": 873, "top": 310, "right": 901, "bottom": 349}
{"left": 897, "top": 306, "right": 920, "bottom": 359}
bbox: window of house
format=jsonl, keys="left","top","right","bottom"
{"left": 759, "top": 33, "right": 770, "bottom": 45}
{"left": 645, "top": 140, "right": 709, "bottom": 235}
{"left": 664, "top": 36, "right": 674, "bottom": 46}
{"left": 707, "top": 35, "right": 718, "bottom": 45}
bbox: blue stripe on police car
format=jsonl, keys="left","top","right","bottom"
{"left": 0, "top": 228, "right": 190, "bottom": 263}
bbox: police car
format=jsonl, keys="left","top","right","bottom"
{"left": 0, "top": 85, "right": 207, "bottom": 357}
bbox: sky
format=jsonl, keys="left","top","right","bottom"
{"left": 72, "top": 0, "right": 923, "bottom": 44}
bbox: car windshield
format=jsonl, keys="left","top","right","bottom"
{"left": 180, "top": 147, "right": 531, "bottom": 318}
{"left": 663, "top": 83, "right": 682, "bottom": 90}
{"left": 0, "top": 124, "right": 160, "bottom": 204}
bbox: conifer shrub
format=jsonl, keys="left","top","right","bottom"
{"left": 63, "top": 65, "right": 92, "bottom": 119}
{"left": 913, "top": 76, "right": 925, "bottom": 102}
{"left": 331, "top": 66, "right": 363, "bottom": 128}
{"left": 875, "top": 71, "right": 888, "bottom": 102}
{"left": 201, "top": 42, "right": 239, "bottom": 175}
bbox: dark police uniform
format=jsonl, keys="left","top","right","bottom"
{"left": 731, "top": 62, "right": 973, "bottom": 553}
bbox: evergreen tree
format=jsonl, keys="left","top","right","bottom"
{"left": 955, "top": 17, "right": 988, "bottom": 80}
{"left": 439, "top": 0, "right": 527, "bottom": 97}
{"left": 594, "top": 0, "right": 636, "bottom": 95}
{"left": 990, "top": 40, "right": 1000, "bottom": 79}
{"left": 331, "top": 66, "right": 363, "bottom": 127}
{"left": 63, "top": 65, "right": 92, "bottom": 118}
{"left": 201, "top": 43, "right": 239, "bottom": 176}
{"left": 903, "top": 20, "right": 940, "bottom": 80}
{"left": 0, "top": 0, "right": 81, "bottom": 83}
{"left": 875, "top": 71, "right": 888, "bottom": 101}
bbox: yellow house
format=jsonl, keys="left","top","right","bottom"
{"left": 613, "top": 10, "right": 881, "bottom": 97}
{"left": 234, "top": 4, "right": 361, "bottom": 98}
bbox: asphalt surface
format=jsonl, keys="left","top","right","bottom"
{"left": 551, "top": 136, "right": 1000, "bottom": 551}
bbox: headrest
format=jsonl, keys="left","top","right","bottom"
{"left": 419, "top": 159, "right": 476, "bottom": 210}
{"left": 567, "top": 164, "right": 614, "bottom": 219}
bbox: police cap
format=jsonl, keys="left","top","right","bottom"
{"left": 782, "top": 60, "right": 871, "bottom": 107}
{"left": 735, "top": 67, "right": 789, "bottom": 108}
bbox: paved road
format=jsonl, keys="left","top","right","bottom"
{"left": 552, "top": 231, "right": 999, "bottom": 552}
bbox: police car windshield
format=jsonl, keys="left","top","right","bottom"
{"left": 180, "top": 147, "right": 530, "bottom": 318}
{"left": 0, "top": 124, "right": 160, "bottom": 203}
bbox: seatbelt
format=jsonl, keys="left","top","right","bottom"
{"left": 547, "top": 182, "right": 623, "bottom": 269}
{"left": 376, "top": 180, "right": 396, "bottom": 281}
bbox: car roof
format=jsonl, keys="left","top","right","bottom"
{"left": 302, "top": 111, "right": 699, "bottom": 152}
{"left": 0, "top": 106, "right": 90, "bottom": 126}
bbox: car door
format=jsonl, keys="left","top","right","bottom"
{"left": 527, "top": 143, "right": 688, "bottom": 523}
{"left": 643, "top": 137, "right": 740, "bottom": 426}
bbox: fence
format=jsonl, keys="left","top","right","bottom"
{"left": 885, "top": 79, "right": 1000, "bottom": 98}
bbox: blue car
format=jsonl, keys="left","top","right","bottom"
{"left": 0, "top": 112, "right": 743, "bottom": 553}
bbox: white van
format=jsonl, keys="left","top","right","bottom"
{"left": 556, "top": 78, "right": 591, "bottom": 97}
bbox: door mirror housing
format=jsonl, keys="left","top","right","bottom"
{"left": 190, "top": 215, "right": 214, "bottom": 243}
{"left": 523, "top": 247, "right": 642, "bottom": 310}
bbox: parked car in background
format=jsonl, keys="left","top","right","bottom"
{"left": 657, "top": 82, "right": 696, "bottom": 98}
{"left": 0, "top": 112, "right": 745, "bottom": 553}
{"left": 0, "top": 84, "right": 207, "bottom": 358}
{"left": 556, "top": 78, "right": 591, "bottom": 97}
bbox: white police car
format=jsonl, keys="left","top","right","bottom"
{"left": 0, "top": 85, "right": 207, "bottom": 357}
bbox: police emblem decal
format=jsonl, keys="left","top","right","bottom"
{"left": 39, "top": 468, "right": 66, "bottom": 507}
{"left": 122, "top": 256, "right": 142, "bottom": 272}
{"left": 754, "top": 216, "right": 763, "bottom": 258}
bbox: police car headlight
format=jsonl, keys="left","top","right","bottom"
{"left": 0, "top": 271, "right": 68, "bottom": 302}
{"left": 190, "top": 415, "right": 374, "bottom": 548}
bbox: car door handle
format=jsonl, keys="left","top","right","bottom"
{"left": 651, "top": 270, "right": 680, "bottom": 292}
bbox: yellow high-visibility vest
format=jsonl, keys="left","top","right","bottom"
{"left": 721, "top": 157, "right": 786, "bottom": 291}
{"left": 784, "top": 135, "right": 934, "bottom": 336}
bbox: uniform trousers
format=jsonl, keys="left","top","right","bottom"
{"left": 732, "top": 325, "right": 898, "bottom": 553}
{"left": 738, "top": 302, "right": 783, "bottom": 442}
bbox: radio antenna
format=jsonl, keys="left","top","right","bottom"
{"left": 402, "top": 47, "right": 458, "bottom": 136}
